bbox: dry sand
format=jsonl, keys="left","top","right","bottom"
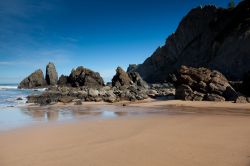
{"left": 1, "top": 100, "right": 250, "bottom": 166}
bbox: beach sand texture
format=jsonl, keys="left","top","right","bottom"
{"left": 1, "top": 101, "right": 250, "bottom": 166}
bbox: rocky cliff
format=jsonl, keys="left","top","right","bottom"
{"left": 132, "top": 0, "right": 250, "bottom": 83}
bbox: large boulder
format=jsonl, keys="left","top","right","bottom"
{"left": 68, "top": 66, "right": 104, "bottom": 87}
{"left": 18, "top": 69, "right": 47, "bottom": 89}
{"left": 175, "top": 66, "right": 238, "bottom": 101}
{"left": 112, "top": 67, "right": 132, "bottom": 87}
{"left": 134, "top": 1, "right": 250, "bottom": 83}
{"left": 46, "top": 62, "right": 58, "bottom": 86}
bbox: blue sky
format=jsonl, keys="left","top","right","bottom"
{"left": 0, "top": 0, "right": 241, "bottom": 83}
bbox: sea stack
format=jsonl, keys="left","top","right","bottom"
{"left": 18, "top": 69, "right": 47, "bottom": 89}
{"left": 46, "top": 62, "right": 58, "bottom": 86}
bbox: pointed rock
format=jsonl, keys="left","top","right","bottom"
{"left": 46, "top": 62, "right": 58, "bottom": 86}
{"left": 112, "top": 67, "right": 132, "bottom": 87}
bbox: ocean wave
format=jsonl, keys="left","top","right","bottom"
{"left": 0, "top": 86, "right": 18, "bottom": 90}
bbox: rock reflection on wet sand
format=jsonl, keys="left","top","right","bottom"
{"left": 18, "top": 105, "right": 132, "bottom": 122}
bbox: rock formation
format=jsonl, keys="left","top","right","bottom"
{"left": 26, "top": 67, "right": 153, "bottom": 105}
{"left": 112, "top": 67, "right": 132, "bottom": 87}
{"left": 46, "top": 62, "right": 58, "bottom": 86}
{"left": 132, "top": 0, "right": 250, "bottom": 83}
{"left": 67, "top": 66, "right": 105, "bottom": 88}
{"left": 175, "top": 66, "right": 238, "bottom": 101}
{"left": 18, "top": 69, "right": 47, "bottom": 89}
{"left": 57, "top": 75, "right": 69, "bottom": 86}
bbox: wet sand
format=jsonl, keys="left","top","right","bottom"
{"left": 1, "top": 100, "right": 250, "bottom": 166}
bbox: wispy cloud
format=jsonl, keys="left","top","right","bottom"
{"left": 0, "top": 61, "right": 16, "bottom": 65}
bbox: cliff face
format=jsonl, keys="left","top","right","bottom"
{"left": 133, "top": 0, "right": 250, "bottom": 83}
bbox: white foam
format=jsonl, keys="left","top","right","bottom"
{"left": 0, "top": 86, "right": 17, "bottom": 90}
{"left": 33, "top": 88, "right": 47, "bottom": 92}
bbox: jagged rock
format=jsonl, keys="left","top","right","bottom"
{"left": 175, "top": 66, "right": 238, "bottom": 101}
{"left": 68, "top": 66, "right": 104, "bottom": 87}
{"left": 204, "top": 94, "right": 225, "bottom": 102}
{"left": 128, "top": 72, "right": 149, "bottom": 89}
{"left": 57, "top": 75, "right": 69, "bottom": 86}
{"left": 112, "top": 67, "right": 132, "bottom": 87}
{"left": 127, "top": 64, "right": 138, "bottom": 73}
{"left": 135, "top": 1, "right": 250, "bottom": 83}
{"left": 46, "top": 62, "right": 58, "bottom": 86}
{"left": 149, "top": 83, "right": 175, "bottom": 97}
{"left": 18, "top": 69, "right": 47, "bottom": 89}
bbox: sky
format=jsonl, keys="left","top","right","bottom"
{"left": 0, "top": 0, "right": 241, "bottom": 83}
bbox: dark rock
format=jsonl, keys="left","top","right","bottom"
{"left": 242, "top": 71, "right": 250, "bottom": 96}
{"left": 134, "top": 1, "right": 250, "bottom": 83}
{"left": 27, "top": 91, "right": 61, "bottom": 105}
{"left": 68, "top": 66, "right": 104, "bottom": 88}
{"left": 112, "top": 67, "right": 132, "bottom": 87}
{"left": 128, "top": 72, "right": 149, "bottom": 89}
{"left": 176, "top": 66, "right": 238, "bottom": 101}
{"left": 204, "top": 94, "right": 225, "bottom": 102}
{"left": 127, "top": 64, "right": 138, "bottom": 73}
{"left": 16, "top": 97, "right": 23, "bottom": 100}
{"left": 58, "top": 75, "right": 69, "bottom": 86}
{"left": 149, "top": 83, "right": 175, "bottom": 98}
{"left": 46, "top": 62, "right": 58, "bottom": 86}
{"left": 18, "top": 69, "right": 47, "bottom": 89}
{"left": 175, "top": 84, "right": 194, "bottom": 101}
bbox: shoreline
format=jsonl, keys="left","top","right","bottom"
{"left": 23, "top": 98, "right": 250, "bottom": 113}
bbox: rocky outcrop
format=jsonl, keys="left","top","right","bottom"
{"left": 127, "top": 64, "right": 138, "bottom": 73}
{"left": 112, "top": 67, "right": 132, "bottom": 87}
{"left": 27, "top": 67, "right": 152, "bottom": 105}
{"left": 133, "top": 0, "right": 250, "bottom": 83}
{"left": 128, "top": 72, "right": 149, "bottom": 89}
{"left": 68, "top": 66, "right": 104, "bottom": 87}
{"left": 46, "top": 62, "right": 58, "bottom": 86}
{"left": 18, "top": 69, "right": 47, "bottom": 89}
{"left": 175, "top": 66, "right": 238, "bottom": 101}
{"left": 57, "top": 75, "right": 69, "bottom": 86}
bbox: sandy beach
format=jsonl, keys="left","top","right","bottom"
{"left": 0, "top": 100, "right": 250, "bottom": 166}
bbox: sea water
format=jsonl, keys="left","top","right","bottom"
{"left": 0, "top": 84, "right": 47, "bottom": 131}
{"left": 0, "top": 84, "right": 169, "bottom": 132}
{"left": 0, "top": 85, "right": 130, "bottom": 131}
